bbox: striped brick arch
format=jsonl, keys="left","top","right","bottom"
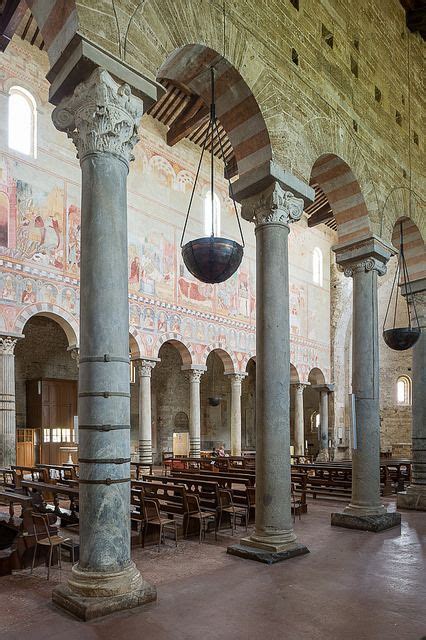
{"left": 157, "top": 44, "right": 272, "bottom": 177}
{"left": 24, "top": 0, "right": 78, "bottom": 67}
{"left": 311, "top": 154, "right": 372, "bottom": 245}
{"left": 391, "top": 217, "right": 426, "bottom": 284}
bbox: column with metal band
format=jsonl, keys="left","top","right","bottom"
{"left": 0, "top": 333, "right": 23, "bottom": 467}
{"left": 183, "top": 367, "right": 205, "bottom": 458}
{"left": 51, "top": 68, "right": 156, "bottom": 618}
{"left": 136, "top": 359, "right": 158, "bottom": 465}
{"left": 398, "top": 287, "right": 426, "bottom": 510}
{"left": 228, "top": 180, "right": 310, "bottom": 561}
{"left": 226, "top": 373, "right": 247, "bottom": 456}
{"left": 293, "top": 383, "right": 307, "bottom": 457}
{"left": 315, "top": 385, "right": 334, "bottom": 462}
{"left": 331, "top": 237, "right": 401, "bottom": 531}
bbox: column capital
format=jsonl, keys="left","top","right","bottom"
{"left": 0, "top": 333, "right": 23, "bottom": 355}
{"left": 226, "top": 372, "right": 248, "bottom": 384}
{"left": 136, "top": 359, "right": 159, "bottom": 378}
{"left": 67, "top": 344, "right": 80, "bottom": 366}
{"left": 241, "top": 181, "right": 305, "bottom": 228}
{"left": 333, "top": 234, "right": 395, "bottom": 279}
{"left": 292, "top": 382, "right": 308, "bottom": 393}
{"left": 182, "top": 367, "right": 206, "bottom": 383}
{"left": 52, "top": 67, "right": 144, "bottom": 165}
{"left": 311, "top": 383, "right": 335, "bottom": 393}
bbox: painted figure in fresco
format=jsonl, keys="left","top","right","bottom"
{"left": 2, "top": 275, "right": 16, "bottom": 301}
{"left": 129, "top": 255, "right": 140, "bottom": 285}
{"left": 21, "top": 281, "right": 36, "bottom": 304}
{"left": 62, "top": 288, "right": 75, "bottom": 313}
{"left": 42, "top": 284, "right": 57, "bottom": 304}
{"left": 67, "top": 204, "right": 81, "bottom": 272}
{"left": 238, "top": 276, "right": 249, "bottom": 317}
{"left": 171, "top": 315, "right": 181, "bottom": 333}
{"left": 157, "top": 311, "right": 167, "bottom": 333}
{"left": 143, "top": 308, "right": 155, "bottom": 331}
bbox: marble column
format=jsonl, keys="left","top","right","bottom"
{"left": 331, "top": 237, "right": 401, "bottom": 531}
{"left": 51, "top": 68, "right": 156, "bottom": 619}
{"left": 316, "top": 387, "right": 330, "bottom": 462}
{"left": 136, "top": 359, "right": 157, "bottom": 465}
{"left": 228, "top": 181, "right": 309, "bottom": 562}
{"left": 185, "top": 368, "right": 204, "bottom": 458}
{"left": 398, "top": 288, "right": 426, "bottom": 510}
{"left": 227, "top": 373, "right": 246, "bottom": 456}
{"left": 293, "top": 383, "right": 306, "bottom": 456}
{"left": 0, "top": 334, "right": 22, "bottom": 467}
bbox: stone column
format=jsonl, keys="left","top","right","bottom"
{"left": 227, "top": 373, "right": 246, "bottom": 456}
{"left": 184, "top": 368, "right": 205, "bottom": 458}
{"left": 228, "top": 181, "right": 309, "bottom": 562}
{"left": 398, "top": 288, "right": 426, "bottom": 510}
{"left": 136, "top": 359, "right": 158, "bottom": 465}
{"left": 331, "top": 237, "right": 401, "bottom": 531}
{"left": 51, "top": 68, "right": 155, "bottom": 619}
{"left": 316, "top": 386, "right": 333, "bottom": 462}
{"left": 0, "top": 334, "right": 22, "bottom": 467}
{"left": 293, "top": 383, "right": 306, "bottom": 456}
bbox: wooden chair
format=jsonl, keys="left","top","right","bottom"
{"left": 142, "top": 497, "right": 178, "bottom": 551}
{"left": 31, "top": 512, "right": 71, "bottom": 580}
{"left": 217, "top": 488, "right": 248, "bottom": 535}
{"left": 291, "top": 483, "right": 303, "bottom": 522}
{"left": 185, "top": 493, "right": 217, "bottom": 543}
{"left": 131, "top": 491, "right": 146, "bottom": 547}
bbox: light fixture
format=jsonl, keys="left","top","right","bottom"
{"left": 181, "top": 67, "right": 244, "bottom": 284}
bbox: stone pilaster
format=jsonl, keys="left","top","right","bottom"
{"left": 226, "top": 373, "right": 247, "bottom": 456}
{"left": 50, "top": 68, "right": 156, "bottom": 620}
{"left": 136, "top": 359, "right": 158, "bottom": 465}
{"left": 0, "top": 334, "right": 22, "bottom": 467}
{"left": 398, "top": 288, "right": 426, "bottom": 510}
{"left": 184, "top": 368, "right": 204, "bottom": 458}
{"left": 331, "top": 236, "right": 401, "bottom": 531}
{"left": 292, "top": 383, "right": 307, "bottom": 456}
{"left": 227, "top": 181, "right": 309, "bottom": 562}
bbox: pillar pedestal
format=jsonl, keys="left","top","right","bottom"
{"left": 397, "top": 287, "right": 426, "bottom": 511}
{"left": 0, "top": 333, "right": 22, "bottom": 467}
{"left": 331, "top": 236, "right": 401, "bottom": 532}
{"left": 227, "top": 179, "right": 311, "bottom": 562}
{"left": 51, "top": 68, "right": 156, "bottom": 619}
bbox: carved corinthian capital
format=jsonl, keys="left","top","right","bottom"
{"left": 241, "top": 181, "right": 304, "bottom": 227}
{"left": 0, "top": 336, "right": 18, "bottom": 355}
{"left": 340, "top": 257, "right": 387, "bottom": 278}
{"left": 137, "top": 360, "right": 156, "bottom": 378}
{"left": 52, "top": 68, "right": 144, "bottom": 164}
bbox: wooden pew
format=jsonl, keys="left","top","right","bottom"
{"left": 0, "top": 468, "right": 17, "bottom": 489}
{"left": 11, "top": 465, "right": 49, "bottom": 488}
{"left": 139, "top": 474, "right": 220, "bottom": 515}
{"left": 21, "top": 480, "right": 79, "bottom": 526}
{"left": 36, "top": 464, "right": 77, "bottom": 484}
{"left": 131, "top": 462, "right": 153, "bottom": 479}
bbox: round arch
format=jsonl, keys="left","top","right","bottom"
{"left": 14, "top": 304, "right": 79, "bottom": 347}
{"left": 378, "top": 187, "right": 425, "bottom": 247}
{"left": 290, "top": 363, "right": 300, "bottom": 384}
{"left": 308, "top": 367, "right": 326, "bottom": 385}
{"left": 129, "top": 331, "right": 142, "bottom": 359}
{"left": 156, "top": 335, "right": 194, "bottom": 366}
{"left": 203, "top": 345, "right": 237, "bottom": 374}
{"left": 391, "top": 216, "right": 426, "bottom": 285}
{"left": 157, "top": 44, "right": 272, "bottom": 178}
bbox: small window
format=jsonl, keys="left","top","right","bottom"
{"left": 8, "top": 86, "right": 37, "bottom": 157}
{"left": 397, "top": 376, "right": 411, "bottom": 406}
{"left": 204, "top": 191, "right": 221, "bottom": 237}
{"left": 413, "top": 131, "right": 419, "bottom": 145}
{"left": 322, "top": 24, "right": 333, "bottom": 48}
{"left": 395, "top": 111, "right": 402, "bottom": 126}
{"left": 313, "top": 247, "right": 323, "bottom": 287}
{"left": 311, "top": 411, "right": 320, "bottom": 430}
{"left": 375, "top": 86, "right": 381, "bottom": 103}
{"left": 291, "top": 48, "right": 299, "bottom": 65}
{"left": 130, "top": 356, "right": 136, "bottom": 384}
{"left": 350, "top": 56, "right": 358, "bottom": 78}
{"left": 43, "top": 428, "right": 50, "bottom": 443}
{"left": 62, "top": 428, "right": 71, "bottom": 443}
{"left": 52, "top": 428, "right": 62, "bottom": 443}
{"left": 352, "top": 120, "right": 358, "bottom": 132}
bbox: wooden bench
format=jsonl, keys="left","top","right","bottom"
{"left": 36, "top": 464, "right": 77, "bottom": 483}
{"left": 21, "top": 480, "right": 79, "bottom": 526}
{"left": 11, "top": 466, "right": 49, "bottom": 487}
{"left": 0, "top": 468, "right": 16, "bottom": 489}
{"left": 131, "top": 462, "right": 153, "bottom": 479}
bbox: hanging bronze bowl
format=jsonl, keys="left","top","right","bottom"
{"left": 208, "top": 396, "right": 221, "bottom": 406}
{"left": 383, "top": 327, "right": 421, "bottom": 351}
{"left": 182, "top": 236, "right": 243, "bottom": 284}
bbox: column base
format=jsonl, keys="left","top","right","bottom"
{"left": 316, "top": 449, "right": 329, "bottom": 462}
{"left": 52, "top": 580, "right": 156, "bottom": 621}
{"left": 52, "top": 561, "right": 156, "bottom": 621}
{"left": 397, "top": 485, "right": 426, "bottom": 511}
{"left": 331, "top": 510, "right": 401, "bottom": 532}
{"left": 227, "top": 537, "right": 309, "bottom": 565}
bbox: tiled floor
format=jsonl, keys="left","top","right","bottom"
{"left": 1, "top": 498, "right": 425, "bottom": 640}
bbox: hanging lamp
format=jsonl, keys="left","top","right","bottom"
{"left": 383, "top": 222, "right": 421, "bottom": 351}
{"left": 181, "top": 67, "right": 244, "bottom": 284}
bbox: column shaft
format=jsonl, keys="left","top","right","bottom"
{"left": 137, "top": 361, "right": 156, "bottom": 464}
{"left": 316, "top": 389, "right": 329, "bottom": 461}
{"left": 0, "top": 337, "right": 19, "bottom": 467}
{"left": 188, "top": 370, "right": 203, "bottom": 457}
{"left": 293, "top": 384, "right": 305, "bottom": 456}
{"left": 229, "top": 374, "right": 244, "bottom": 456}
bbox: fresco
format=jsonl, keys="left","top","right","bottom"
{"left": 66, "top": 184, "right": 81, "bottom": 274}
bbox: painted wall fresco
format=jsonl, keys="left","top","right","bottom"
{"left": 0, "top": 40, "right": 332, "bottom": 381}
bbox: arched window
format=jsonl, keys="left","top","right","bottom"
{"left": 311, "top": 411, "right": 320, "bottom": 430}
{"left": 8, "top": 86, "right": 37, "bottom": 157}
{"left": 396, "top": 375, "right": 411, "bottom": 405}
{"left": 204, "top": 191, "right": 221, "bottom": 237}
{"left": 313, "top": 247, "right": 323, "bottom": 286}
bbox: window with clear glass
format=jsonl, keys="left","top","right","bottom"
{"left": 52, "top": 428, "right": 62, "bottom": 443}
{"left": 313, "top": 247, "right": 323, "bottom": 286}
{"left": 8, "top": 86, "right": 37, "bottom": 157}
{"left": 62, "top": 428, "right": 71, "bottom": 443}
{"left": 130, "top": 357, "right": 136, "bottom": 384}
{"left": 43, "top": 428, "right": 50, "bottom": 443}
{"left": 396, "top": 376, "right": 411, "bottom": 405}
{"left": 204, "top": 191, "right": 221, "bottom": 237}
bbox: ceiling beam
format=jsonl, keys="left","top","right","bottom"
{"left": 307, "top": 203, "right": 334, "bottom": 227}
{"left": 167, "top": 99, "right": 210, "bottom": 147}
{"left": 0, "top": 0, "right": 26, "bottom": 51}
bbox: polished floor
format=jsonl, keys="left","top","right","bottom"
{"left": 1, "top": 498, "right": 425, "bottom": 640}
